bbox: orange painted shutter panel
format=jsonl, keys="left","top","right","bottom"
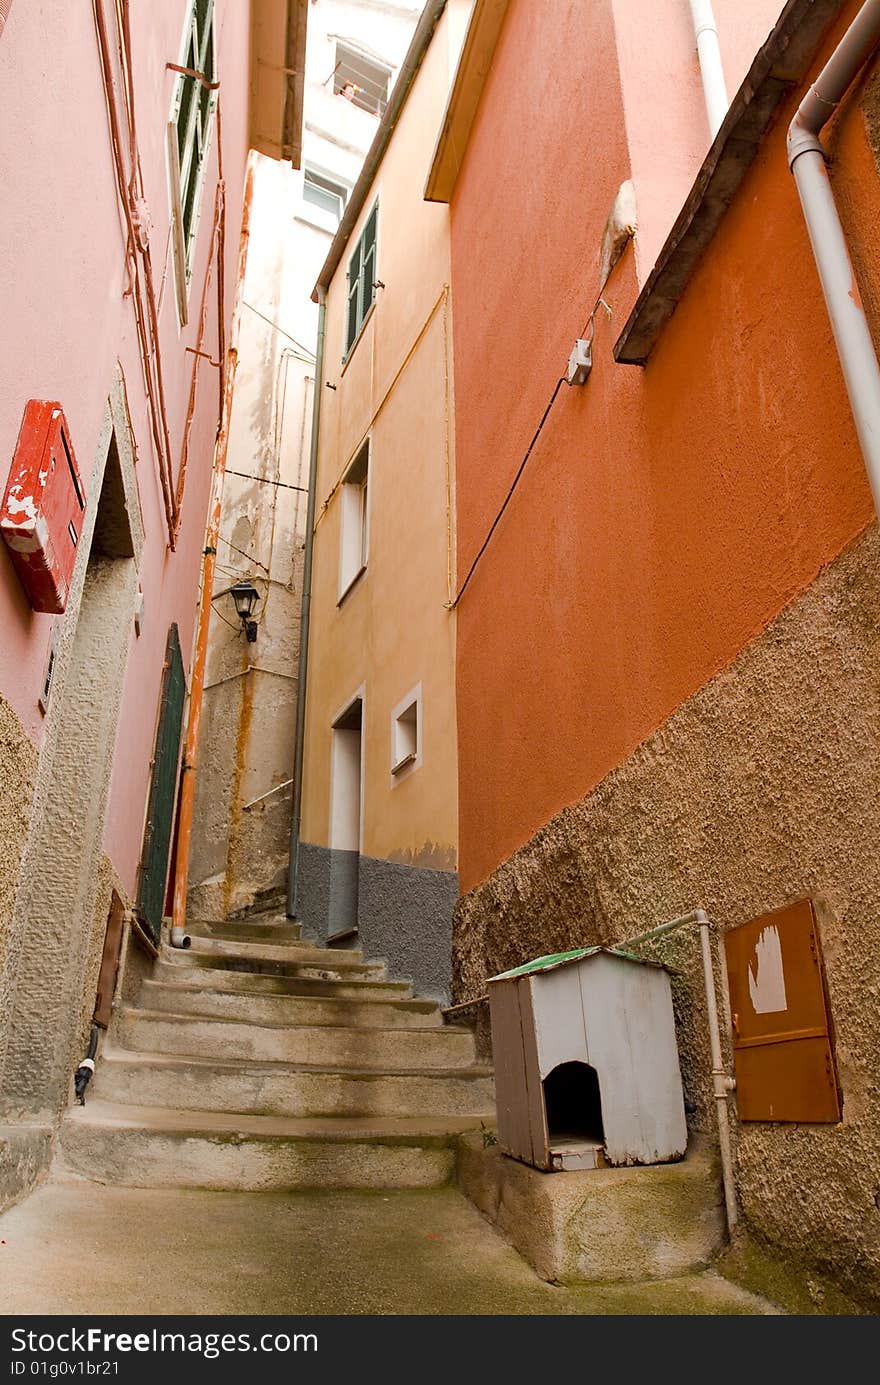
{"left": 724, "top": 899, "right": 841, "bottom": 1123}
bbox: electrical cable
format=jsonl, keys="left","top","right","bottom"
{"left": 242, "top": 300, "right": 317, "bottom": 359}
{"left": 217, "top": 533, "right": 270, "bottom": 573}
{"left": 225, "top": 468, "right": 309, "bottom": 492}
{"left": 446, "top": 376, "right": 566, "bottom": 610}
{"left": 446, "top": 294, "right": 615, "bottom": 610}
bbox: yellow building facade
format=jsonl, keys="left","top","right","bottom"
{"left": 294, "top": 1, "right": 470, "bottom": 1000}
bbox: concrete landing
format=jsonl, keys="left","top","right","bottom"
{"left": 458, "top": 1133, "right": 725, "bottom": 1283}
{"left": 0, "top": 1181, "right": 777, "bottom": 1316}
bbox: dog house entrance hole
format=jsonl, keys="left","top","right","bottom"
{"left": 543, "top": 1061, "right": 604, "bottom": 1147}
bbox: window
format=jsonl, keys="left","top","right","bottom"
{"left": 345, "top": 203, "right": 378, "bottom": 357}
{"left": 338, "top": 440, "right": 369, "bottom": 600}
{"left": 391, "top": 687, "right": 422, "bottom": 777}
{"left": 168, "top": 0, "right": 216, "bottom": 321}
{"left": 333, "top": 40, "right": 391, "bottom": 116}
{"left": 303, "top": 166, "right": 349, "bottom": 228}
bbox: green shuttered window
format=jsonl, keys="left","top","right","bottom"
{"left": 169, "top": 0, "right": 216, "bottom": 322}
{"left": 345, "top": 203, "right": 378, "bottom": 358}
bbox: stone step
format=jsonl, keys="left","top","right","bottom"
{"left": 167, "top": 937, "right": 362, "bottom": 966}
{"left": 138, "top": 978, "right": 442, "bottom": 1030}
{"left": 186, "top": 918, "right": 304, "bottom": 945}
{"left": 159, "top": 945, "right": 387, "bottom": 984}
{"left": 91, "top": 1049, "right": 496, "bottom": 1119}
{"left": 151, "top": 959, "right": 412, "bottom": 1001}
{"left": 114, "top": 1008, "right": 477, "bottom": 1070}
{"left": 57, "top": 1101, "right": 480, "bottom": 1190}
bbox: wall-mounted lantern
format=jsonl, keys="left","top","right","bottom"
{"left": 230, "top": 580, "right": 260, "bottom": 642}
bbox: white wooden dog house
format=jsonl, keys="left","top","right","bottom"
{"left": 488, "top": 947, "right": 687, "bottom": 1171}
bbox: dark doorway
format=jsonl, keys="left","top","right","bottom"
{"left": 328, "top": 695, "right": 362, "bottom": 944}
{"left": 136, "top": 625, "right": 186, "bottom": 945}
{"left": 543, "top": 1061, "right": 604, "bottom": 1144}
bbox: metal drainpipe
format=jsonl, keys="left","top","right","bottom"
{"left": 286, "top": 288, "right": 327, "bottom": 920}
{"left": 689, "top": 0, "right": 729, "bottom": 139}
{"left": 623, "top": 907, "right": 738, "bottom": 1231}
{"left": 788, "top": 0, "right": 880, "bottom": 511}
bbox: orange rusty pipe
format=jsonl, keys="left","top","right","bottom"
{"left": 170, "top": 158, "right": 255, "bottom": 948}
{"left": 94, "top": 0, "right": 178, "bottom": 546}
{"left": 175, "top": 177, "right": 225, "bottom": 527}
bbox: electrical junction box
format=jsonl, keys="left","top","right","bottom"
{"left": 1, "top": 401, "right": 86, "bottom": 613}
{"left": 566, "top": 339, "right": 592, "bottom": 386}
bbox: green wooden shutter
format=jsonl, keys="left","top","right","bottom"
{"left": 137, "top": 625, "right": 186, "bottom": 945}
{"left": 173, "top": 0, "right": 216, "bottom": 277}
{"left": 346, "top": 239, "right": 362, "bottom": 353}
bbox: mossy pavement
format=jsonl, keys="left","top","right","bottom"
{"left": 0, "top": 1180, "right": 777, "bottom": 1315}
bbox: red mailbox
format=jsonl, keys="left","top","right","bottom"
{"left": 1, "top": 401, "right": 86, "bottom": 613}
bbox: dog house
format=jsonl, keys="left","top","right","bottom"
{"left": 488, "top": 947, "right": 687, "bottom": 1171}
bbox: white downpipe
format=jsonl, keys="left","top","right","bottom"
{"left": 699, "top": 920, "right": 739, "bottom": 1230}
{"left": 788, "top": 0, "right": 880, "bottom": 514}
{"left": 689, "top": 0, "right": 729, "bottom": 139}
{"left": 623, "top": 907, "right": 738, "bottom": 1232}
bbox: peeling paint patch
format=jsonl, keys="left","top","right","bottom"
{"left": 388, "top": 841, "right": 457, "bottom": 872}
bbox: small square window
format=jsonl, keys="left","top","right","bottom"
{"left": 338, "top": 440, "right": 369, "bottom": 600}
{"left": 391, "top": 686, "right": 422, "bottom": 778}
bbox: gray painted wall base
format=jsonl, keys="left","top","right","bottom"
{"left": 297, "top": 842, "right": 457, "bottom": 1003}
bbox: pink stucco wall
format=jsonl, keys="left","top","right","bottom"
{"left": 0, "top": 0, "right": 250, "bottom": 895}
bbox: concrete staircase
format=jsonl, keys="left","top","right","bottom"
{"left": 56, "top": 904, "right": 494, "bottom": 1191}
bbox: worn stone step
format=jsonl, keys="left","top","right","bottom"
{"left": 151, "top": 959, "right": 412, "bottom": 1001}
{"left": 57, "top": 1102, "right": 479, "bottom": 1190}
{"left": 159, "top": 944, "right": 387, "bottom": 984}
{"left": 115, "top": 1008, "right": 477, "bottom": 1070}
{"left": 139, "top": 978, "right": 442, "bottom": 1029}
{"left": 166, "top": 937, "right": 362, "bottom": 966}
{"left": 186, "top": 918, "right": 304, "bottom": 944}
{"left": 91, "top": 1049, "right": 496, "bottom": 1119}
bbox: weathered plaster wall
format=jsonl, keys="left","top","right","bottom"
{"left": 188, "top": 155, "right": 311, "bottom": 920}
{"left": 454, "top": 524, "right": 880, "bottom": 1309}
{"left": 0, "top": 0, "right": 250, "bottom": 896}
{"left": 0, "top": 393, "right": 143, "bottom": 1130}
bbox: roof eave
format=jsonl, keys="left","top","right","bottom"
{"left": 249, "top": 0, "right": 309, "bottom": 167}
{"left": 423, "top": 0, "right": 511, "bottom": 205}
{"left": 613, "top": 0, "right": 846, "bottom": 366}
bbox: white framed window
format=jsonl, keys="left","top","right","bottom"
{"left": 338, "top": 439, "right": 369, "bottom": 601}
{"left": 168, "top": 0, "right": 217, "bottom": 324}
{"left": 391, "top": 685, "right": 422, "bottom": 779}
{"left": 301, "top": 165, "right": 350, "bottom": 231}
{"left": 332, "top": 39, "right": 392, "bottom": 116}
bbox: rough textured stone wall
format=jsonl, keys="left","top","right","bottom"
{"left": 0, "top": 692, "right": 37, "bottom": 993}
{"left": 454, "top": 524, "right": 880, "bottom": 1309}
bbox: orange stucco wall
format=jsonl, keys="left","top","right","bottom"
{"left": 452, "top": 0, "right": 878, "bottom": 892}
